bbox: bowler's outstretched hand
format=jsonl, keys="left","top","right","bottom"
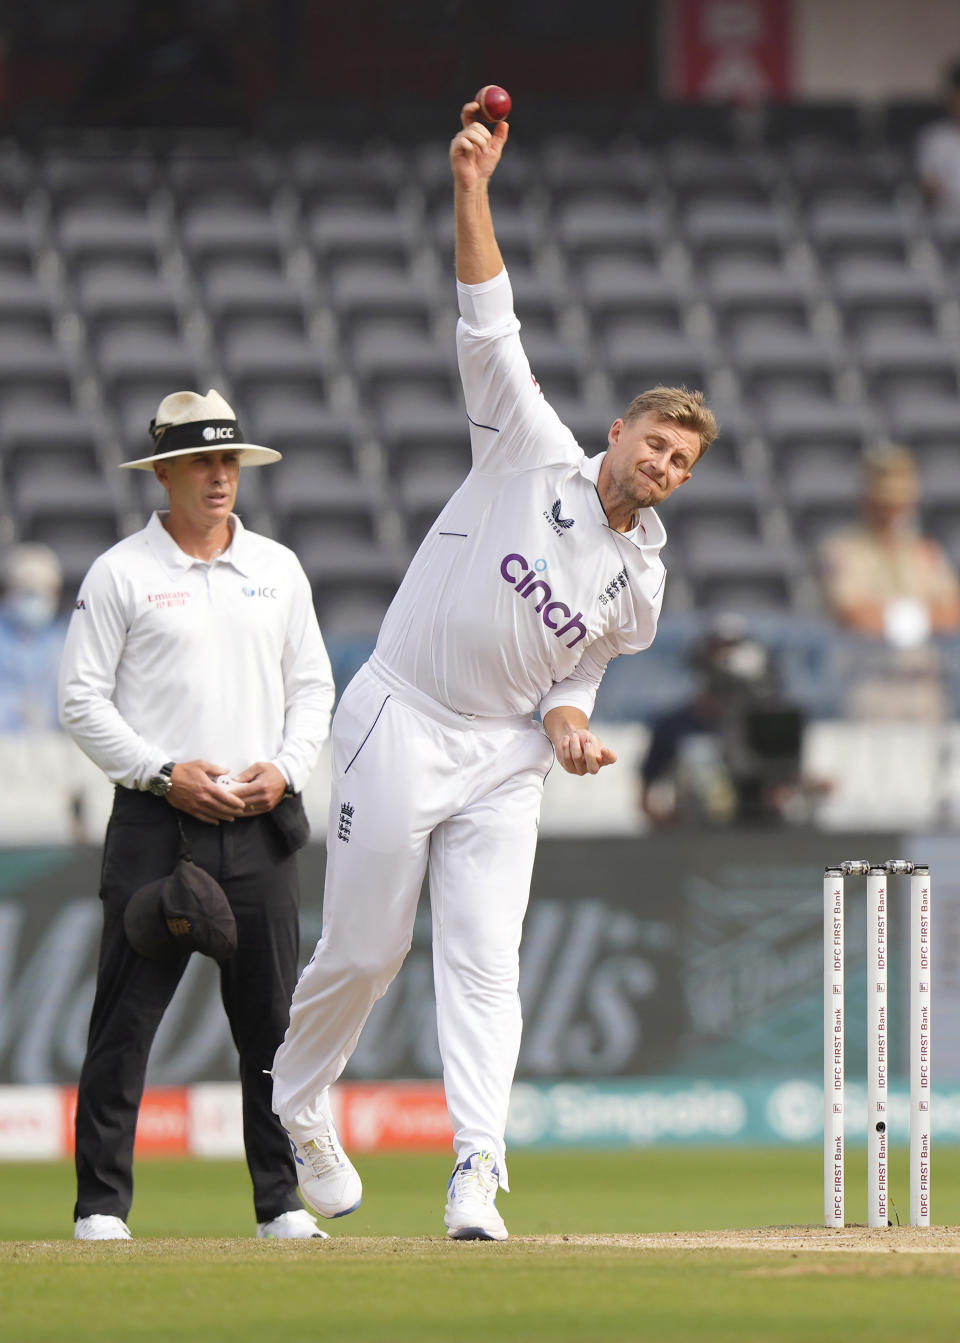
{"left": 450, "top": 102, "right": 509, "bottom": 191}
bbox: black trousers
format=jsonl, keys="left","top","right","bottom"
{"left": 74, "top": 787, "right": 304, "bottom": 1225}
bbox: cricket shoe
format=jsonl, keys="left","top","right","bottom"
{"left": 444, "top": 1151, "right": 508, "bottom": 1241}
{"left": 74, "top": 1214, "right": 132, "bottom": 1241}
{"left": 287, "top": 1124, "right": 362, "bottom": 1218}
{"left": 256, "top": 1209, "right": 329, "bottom": 1239}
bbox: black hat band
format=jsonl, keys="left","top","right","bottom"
{"left": 147, "top": 419, "right": 244, "bottom": 456}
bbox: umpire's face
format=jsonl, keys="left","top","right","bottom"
{"left": 154, "top": 449, "right": 241, "bottom": 526}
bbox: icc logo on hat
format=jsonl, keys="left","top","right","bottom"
{"left": 202, "top": 425, "right": 235, "bottom": 441}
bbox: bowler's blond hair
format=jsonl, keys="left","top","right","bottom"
{"left": 622, "top": 386, "right": 718, "bottom": 459}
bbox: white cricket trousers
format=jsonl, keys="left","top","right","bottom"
{"left": 272, "top": 656, "right": 554, "bottom": 1188}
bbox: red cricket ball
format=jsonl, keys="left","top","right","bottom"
{"left": 476, "top": 85, "right": 512, "bottom": 122}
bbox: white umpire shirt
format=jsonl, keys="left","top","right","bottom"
{"left": 59, "top": 511, "right": 335, "bottom": 792}
{"left": 374, "top": 267, "right": 668, "bottom": 721}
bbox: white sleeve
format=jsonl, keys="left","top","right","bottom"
{"left": 538, "top": 570, "right": 666, "bottom": 721}
{"left": 456, "top": 268, "right": 583, "bottom": 475}
{"left": 58, "top": 558, "right": 170, "bottom": 789}
{"left": 272, "top": 560, "right": 336, "bottom": 793}
{"left": 539, "top": 635, "right": 619, "bottom": 722}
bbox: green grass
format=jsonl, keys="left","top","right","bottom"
{"left": 2, "top": 1150, "right": 959, "bottom": 1343}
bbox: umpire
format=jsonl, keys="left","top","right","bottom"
{"left": 59, "top": 389, "right": 335, "bottom": 1241}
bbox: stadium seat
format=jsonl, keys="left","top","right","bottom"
{"left": 763, "top": 395, "right": 877, "bottom": 470}
{"left": 665, "top": 146, "right": 779, "bottom": 207}
{"left": 202, "top": 264, "right": 311, "bottom": 341}
{"left": 734, "top": 328, "right": 848, "bottom": 404}
{"left": 57, "top": 205, "right": 166, "bottom": 278}
{"left": 0, "top": 332, "right": 74, "bottom": 412}
{"left": 330, "top": 263, "right": 441, "bottom": 342}
{"left": 682, "top": 201, "right": 795, "bottom": 270}
{"left": 0, "top": 271, "right": 57, "bottom": 340}
{"left": 349, "top": 329, "right": 458, "bottom": 408}
{"left": 858, "top": 329, "right": 960, "bottom": 403}
{"left": 888, "top": 390, "right": 960, "bottom": 450}
{"left": 787, "top": 146, "right": 906, "bottom": 207}
{"left": 580, "top": 260, "right": 689, "bottom": 333}
{"left": 431, "top": 201, "right": 541, "bottom": 273}
{"left": 221, "top": 329, "right": 328, "bottom": 406}
{"left": 762, "top": 100, "right": 865, "bottom": 149}
{"left": 556, "top": 201, "right": 668, "bottom": 269}
{"left": 805, "top": 201, "right": 918, "bottom": 266}
{"left": 705, "top": 260, "right": 820, "bottom": 338}
{"left": 166, "top": 152, "right": 280, "bottom": 211}
{"left": 180, "top": 204, "right": 287, "bottom": 271}
{"left": 377, "top": 394, "right": 469, "bottom": 480}
{"left": 247, "top": 403, "right": 367, "bottom": 476}
{"left": 0, "top": 208, "right": 34, "bottom": 275}
{"left": 292, "top": 144, "right": 405, "bottom": 211}
{"left": 831, "top": 258, "right": 941, "bottom": 336}
{"left": 541, "top": 144, "right": 658, "bottom": 207}
{"left": 77, "top": 270, "right": 183, "bottom": 342}
{"left": 605, "top": 330, "right": 719, "bottom": 404}
{"left": 308, "top": 203, "right": 419, "bottom": 269}
{"left": 41, "top": 152, "right": 157, "bottom": 214}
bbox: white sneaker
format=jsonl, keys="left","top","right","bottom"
{"left": 444, "top": 1151, "right": 508, "bottom": 1241}
{"left": 74, "top": 1214, "right": 132, "bottom": 1241}
{"left": 287, "top": 1124, "right": 362, "bottom": 1218}
{"left": 256, "top": 1209, "right": 330, "bottom": 1240}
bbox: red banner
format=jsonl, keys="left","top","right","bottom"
{"left": 669, "top": 0, "right": 793, "bottom": 102}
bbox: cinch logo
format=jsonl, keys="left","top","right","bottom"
{"left": 202, "top": 425, "right": 235, "bottom": 441}
{"left": 543, "top": 498, "right": 575, "bottom": 536}
{"left": 500, "top": 553, "right": 587, "bottom": 648}
{"left": 242, "top": 586, "right": 278, "bottom": 598}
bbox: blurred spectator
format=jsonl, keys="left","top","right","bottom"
{"left": 0, "top": 542, "right": 67, "bottom": 731}
{"left": 77, "top": 0, "right": 243, "bottom": 129}
{"left": 819, "top": 446, "right": 960, "bottom": 641}
{"left": 639, "top": 617, "right": 810, "bottom": 827}
{"left": 917, "top": 59, "right": 960, "bottom": 208}
{"left": 819, "top": 446, "right": 960, "bottom": 720}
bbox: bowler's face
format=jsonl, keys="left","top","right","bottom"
{"left": 155, "top": 450, "right": 240, "bottom": 522}
{"left": 606, "top": 412, "right": 698, "bottom": 509}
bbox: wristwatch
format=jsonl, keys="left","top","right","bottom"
{"left": 146, "top": 762, "right": 175, "bottom": 798}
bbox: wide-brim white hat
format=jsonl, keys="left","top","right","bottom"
{"left": 118, "top": 389, "right": 281, "bottom": 470}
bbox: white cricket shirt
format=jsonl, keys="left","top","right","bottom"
{"left": 374, "top": 268, "right": 667, "bottom": 720}
{"left": 59, "top": 512, "right": 335, "bottom": 791}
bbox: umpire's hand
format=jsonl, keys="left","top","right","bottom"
{"left": 168, "top": 760, "right": 247, "bottom": 825}
{"left": 230, "top": 762, "right": 289, "bottom": 815}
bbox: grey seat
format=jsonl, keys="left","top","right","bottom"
{"left": 167, "top": 153, "right": 279, "bottom": 210}
{"left": 858, "top": 330, "right": 960, "bottom": 402}
{"left": 0, "top": 208, "right": 33, "bottom": 274}
{"left": 705, "top": 260, "right": 820, "bottom": 338}
{"left": 25, "top": 517, "right": 123, "bottom": 594}
{"left": 832, "top": 259, "right": 941, "bottom": 336}
{"left": 222, "top": 328, "right": 326, "bottom": 392}
{"left": 42, "top": 153, "right": 157, "bottom": 213}
{"left": 180, "top": 205, "right": 286, "bottom": 270}
{"left": 331, "top": 264, "right": 440, "bottom": 341}
{"left": 1, "top": 405, "right": 105, "bottom": 490}
{"left": 787, "top": 146, "right": 905, "bottom": 207}
{"left": 77, "top": 270, "right": 182, "bottom": 341}
{"left": 521, "top": 330, "right": 594, "bottom": 401}
{"left": 0, "top": 333, "right": 73, "bottom": 410}
{"left": 580, "top": 260, "right": 688, "bottom": 332}
{"left": 606, "top": 330, "right": 718, "bottom": 403}
{"left": 735, "top": 329, "right": 847, "bottom": 404}
{"left": 806, "top": 202, "right": 917, "bottom": 266}
{"left": 248, "top": 403, "right": 366, "bottom": 477}
{"left": 557, "top": 201, "right": 668, "bottom": 269}
{"left": 0, "top": 272, "right": 56, "bottom": 339}
{"left": 682, "top": 202, "right": 794, "bottom": 269}
{"left": 764, "top": 396, "right": 877, "bottom": 468}
{"left": 685, "top": 536, "right": 804, "bottom": 610}
{"left": 666, "top": 146, "right": 779, "bottom": 207}
{"left": 202, "top": 264, "right": 310, "bottom": 340}
{"left": 309, "top": 204, "right": 418, "bottom": 268}
{"left": 293, "top": 145, "right": 405, "bottom": 212}
{"left": 888, "top": 391, "right": 960, "bottom": 449}
{"left": 58, "top": 206, "right": 165, "bottom": 277}
{"left": 350, "top": 329, "right": 457, "bottom": 407}
{"left": 542, "top": 144, "right": 658, "bottom": 207}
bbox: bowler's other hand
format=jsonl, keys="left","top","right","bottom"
{"left": 450, "top": 102, "right": 508, "bottom": 190}
{"left": 169, "top": 759, "right": 247, "bottom": 824}
{"left": 231, "top": 762, "right": 288, "bottom": 815}
{"left": 554, "top": 730, "right": 618, "bottom": 777}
